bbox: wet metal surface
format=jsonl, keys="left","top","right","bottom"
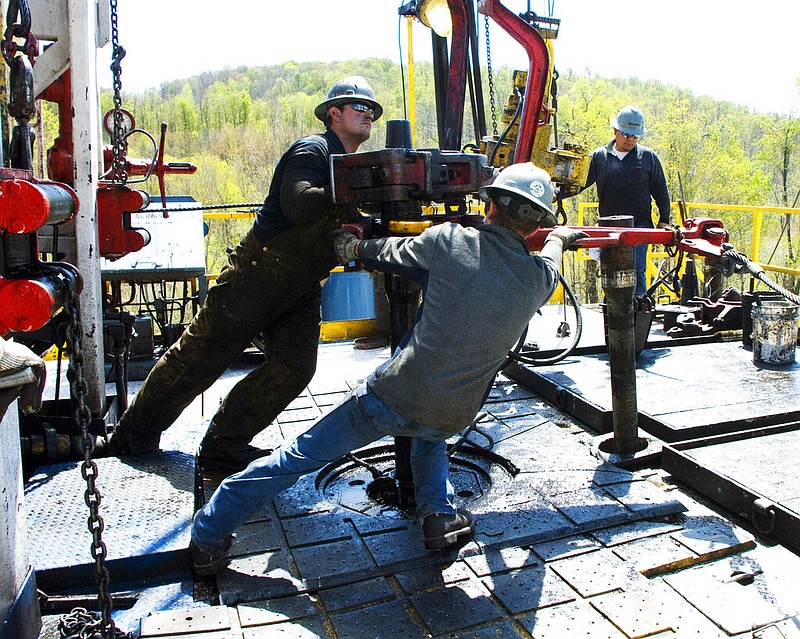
{"left": 662, "top": 546, "right": 800, "bottom": 635}
{"left": 663, "top": 424, "right": 800, "bottom": 554}
{"left": 507, "top": 339, "right": 800, "bottom": 442}
{"left": 206, "top": 379, "right": 685, "bottom": 606}
{"left": 30, "top": 341, "right": 800, "bottom": 638}
{"left": 25, "top": 450, "right": 195, "bottom": 581}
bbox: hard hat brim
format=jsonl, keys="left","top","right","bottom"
{"left": 609, "top": 117, "right": 646, "bottom": 137}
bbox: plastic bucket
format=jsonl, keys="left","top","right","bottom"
{"left": 751, "top": 300, "right": 799, "bottom": 365}
{"left": 321, "top": 269, "right": 375, "bottom": 322}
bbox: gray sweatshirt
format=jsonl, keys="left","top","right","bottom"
{"left": 358, "top": 222, "right": 560, "bottom": 432}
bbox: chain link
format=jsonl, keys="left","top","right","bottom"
{"left": 63, "top": 286, "right": 128, "bottom": 639}
{"left": 483, "top": 15, "right": 498, "bottom": 137}
{"left": 58, "top": 606, "right": 127, "bottom": 639}
{"left": 108, "top": 0, "right": 128, "bottom": 184}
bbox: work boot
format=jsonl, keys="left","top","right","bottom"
{"left": 421, "top": 508, "right": 475, "bottom": 550}
{"left": 102, "top": 430, "right": 160, "bottom": 457}
{"left": 190, "top": 534, "right": 235, "bottom": 576}
{"left": 197, "top": 443, "right": 273, "bottom": 473}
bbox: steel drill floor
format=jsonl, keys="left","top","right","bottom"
{"left": 25, "top": 451, "right": 195, "bottom": 576}
{"left": 506, "top": 339, "right": 800, "bottom": 443}
{"left": 30, "top": 339, "right": 800, "bottom": 639}
{"left": 202, "top": 389, "right": 686, "bottom": 607}
{"left": 663, "top": 424, "right": 800, "bottom": 555}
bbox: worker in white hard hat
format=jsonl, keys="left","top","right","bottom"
{"left": 584, "top": 105, "right": 671, "bottom": 297}
{"left": 108, "top": 77, "right": 383, "bottom": 472}
{"left": 188, "top": 162, "right": 588, "bottom": 576}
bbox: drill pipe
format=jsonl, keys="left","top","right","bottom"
{"left": 599, "top": 215, "right": 646, "bottom": 454}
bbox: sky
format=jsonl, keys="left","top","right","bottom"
{"left": 98, "top": 0, "right": 800, "bottom": 116}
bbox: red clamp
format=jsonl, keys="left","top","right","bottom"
{"left": 0, "top": 263, "right": 82, "bottom": 336}
{"left": 0, "top": 178, "right": 78, "bottom": 233}
{"left": 96, "top": 184, "right": 152, "bottom": 260}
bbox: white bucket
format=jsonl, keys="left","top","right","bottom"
{"left": 751, "top": 300, "right": 799, "bottom": 365}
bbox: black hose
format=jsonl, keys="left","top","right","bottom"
{"left": 645, "top": 249, "right": 684, "bottom": 299}
{"left": 508, "top": 272, "right": 583, "bottom": 366}
{"left": 488, "top": 87, "right": 523, "bottom": 166}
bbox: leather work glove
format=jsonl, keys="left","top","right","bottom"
{"left": 333, "top": 229, "right": 360, "bottom": 265}
{"left": 0, "top": 337, "right": 46, "bottom": 415}
{"left": 545, "top": 226, "right": 589, "bottom": 250}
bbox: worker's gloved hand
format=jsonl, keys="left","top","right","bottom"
{"left": 333, "top": 229, "right": 360, "bottom": 264}
{"left": 546, "top": 226, "right": 588, "bottom": 250}
{"left": 0, "top": 337, "right": 46, "bottom": 414}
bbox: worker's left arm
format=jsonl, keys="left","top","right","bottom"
{"left": 649, "top": 152, "right": 671, "bottom": 227}
{"left": 280, "top": 152, "right": 354, "bottom": 223}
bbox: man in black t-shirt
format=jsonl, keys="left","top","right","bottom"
{"left": 108, "top": 77, "right": 383, "bottom": 472}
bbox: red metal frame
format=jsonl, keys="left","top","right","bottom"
{"left": 440, "top": 0, "right": 470, "bottom": 151}
{"left": 477, "top": 0, "right": 550, "bottom": 163}
{"left": 526, "top": 218, "right": 731, "bottom": 259}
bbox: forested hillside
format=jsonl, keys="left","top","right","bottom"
{"left": 82, "top": 59, "right": 800, "bottom": 275}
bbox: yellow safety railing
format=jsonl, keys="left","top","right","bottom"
{"left": 682, "top": 202, "right": 800, "bottom": 278}
{"left": 202, "top": 200, "right": 800, "bottom": 308}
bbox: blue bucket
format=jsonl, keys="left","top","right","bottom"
{"left": 321, "top": 270, "right": 375, "bottom": 321}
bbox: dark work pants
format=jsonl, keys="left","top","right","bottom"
{"left": 114, "top": 227, "right": 323, "bottom": 453}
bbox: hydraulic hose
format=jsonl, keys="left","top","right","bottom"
{"left": 507, "top": 272, "right": 583, "bottom": 366}
{"left": 488, "top": 87, "right": 523, "bottom": 166}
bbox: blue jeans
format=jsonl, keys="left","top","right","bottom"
{"left": 192, "top": 382, "right": 454, "bottom": 547}
{"left": 635, "top": 244, "right": 648, "bottom": 297}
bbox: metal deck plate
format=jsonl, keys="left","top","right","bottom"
{"left": 208, "top": 379, "right": 686, "bottom": 605}
{"left": 25, "top": 451, "right": 195, "bottom": 589}
{"left": 506, "top": 339, "right": 800, "bottom": 442}
{"left": 662, "top": 424, "right": 800, "bottom": 554}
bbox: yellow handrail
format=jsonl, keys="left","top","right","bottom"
{"left": 202, "top": 201, "right": 800, "bottom": 296}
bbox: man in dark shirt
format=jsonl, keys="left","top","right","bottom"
{"left": 585, "top": 105, "right": 671, "bottom": 297}
{"left": 107, "top": 76, "right": 383, "bottom": 472}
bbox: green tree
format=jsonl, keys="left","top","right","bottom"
{"left": 173, "top": 84, "right": 200, "bottom": 134}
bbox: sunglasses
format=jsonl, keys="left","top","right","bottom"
{"left": 346, "top": 102, "right": 375, "bottom": 116}
{"left": 618, "top": 131, "right": 639, "bottom": 139}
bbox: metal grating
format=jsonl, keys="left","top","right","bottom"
{"left": 25, "top": 451, "right": 194, "bottom": 573}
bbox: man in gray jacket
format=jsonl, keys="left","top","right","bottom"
{"left": 189, "top": 162, "right": 587, "bottom": 575}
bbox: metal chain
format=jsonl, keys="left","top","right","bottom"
{"left": 4, "top": 0, "right": 32, "bottom": 41}
{"left": 62, "top": 287, "right": 128, "bottom": 639}
{"left": 146, "top": 201, "right": 262, "bottom": 214}
{"left": 108, "top": 0, "right": 127, "bottom": 184}
{"left": 483, "top": 15, "right": 498, "bottom": 137}
{"left": 59, "top": 607, "right": 128, "bottom": 639}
